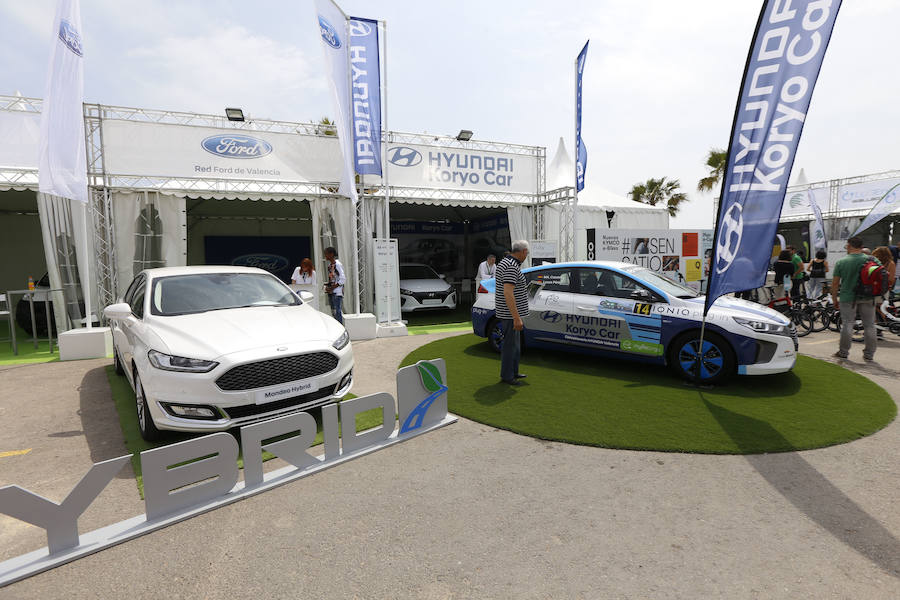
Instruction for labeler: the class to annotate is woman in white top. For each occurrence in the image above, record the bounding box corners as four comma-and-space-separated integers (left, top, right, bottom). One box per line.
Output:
291, 258, 316, 285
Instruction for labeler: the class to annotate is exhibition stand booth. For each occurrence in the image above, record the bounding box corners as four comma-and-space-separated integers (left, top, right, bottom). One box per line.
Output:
0, 94, 669, 345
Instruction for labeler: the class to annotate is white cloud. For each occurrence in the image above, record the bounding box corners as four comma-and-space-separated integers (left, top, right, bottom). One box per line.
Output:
123, 25, 326, 121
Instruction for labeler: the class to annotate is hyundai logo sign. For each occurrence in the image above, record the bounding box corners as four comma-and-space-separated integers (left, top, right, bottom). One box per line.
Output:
541, 311, 562, 323
388, 146, 423, 167
58, 19, 83, 57
349, 20, 372, 36
201, 135, 272, 159
232, 253, 289, 274
318, 16, 341, 48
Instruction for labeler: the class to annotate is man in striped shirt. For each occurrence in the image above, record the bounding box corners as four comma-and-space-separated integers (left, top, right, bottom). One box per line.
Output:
494, 240, 530, 385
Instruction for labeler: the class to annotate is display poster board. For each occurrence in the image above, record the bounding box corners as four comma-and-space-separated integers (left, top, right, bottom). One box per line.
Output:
593, 229, 714, 292
374, 238, 401, 324
529, 240, 557, 266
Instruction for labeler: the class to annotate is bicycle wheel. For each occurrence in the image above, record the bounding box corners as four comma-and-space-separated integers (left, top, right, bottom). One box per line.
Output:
827, 310, 841, 332
791, 309, 814, 337
808, 307, 829, 333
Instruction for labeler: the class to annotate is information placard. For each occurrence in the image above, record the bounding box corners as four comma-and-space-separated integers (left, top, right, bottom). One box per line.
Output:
374, 238, 401, 323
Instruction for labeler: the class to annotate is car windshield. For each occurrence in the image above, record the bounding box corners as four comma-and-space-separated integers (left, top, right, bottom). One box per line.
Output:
400, 265, 440, 280
150, 273, 300, 316
631, 268, 701, 299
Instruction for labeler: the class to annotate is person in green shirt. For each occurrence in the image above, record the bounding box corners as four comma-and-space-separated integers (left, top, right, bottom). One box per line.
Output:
831, 236, 879, 361
788, 245, 805, 300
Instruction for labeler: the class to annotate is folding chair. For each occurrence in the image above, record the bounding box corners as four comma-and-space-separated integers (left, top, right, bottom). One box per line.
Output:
0, 293, 15, 354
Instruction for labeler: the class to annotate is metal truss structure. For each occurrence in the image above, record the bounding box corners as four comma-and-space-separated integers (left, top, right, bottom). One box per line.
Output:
778, 169, 900, 223
4, 95, 566, 315
540, 187, 577, 261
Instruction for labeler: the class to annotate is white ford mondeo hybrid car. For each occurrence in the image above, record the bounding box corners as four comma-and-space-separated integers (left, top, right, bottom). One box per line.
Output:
105, 266, 353, 440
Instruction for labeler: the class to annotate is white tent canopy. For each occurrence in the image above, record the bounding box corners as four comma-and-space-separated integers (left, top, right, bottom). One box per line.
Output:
546, 137, 668, 243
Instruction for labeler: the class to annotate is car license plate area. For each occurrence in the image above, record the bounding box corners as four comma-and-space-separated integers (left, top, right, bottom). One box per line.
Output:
423, 298, 442, 305
255, 380, 318, 405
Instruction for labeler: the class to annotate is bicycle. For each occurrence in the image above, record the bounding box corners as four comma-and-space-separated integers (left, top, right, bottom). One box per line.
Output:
763, 286, 813, 336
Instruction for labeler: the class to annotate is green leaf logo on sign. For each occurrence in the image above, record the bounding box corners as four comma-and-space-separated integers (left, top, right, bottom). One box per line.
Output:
417, 361, 443, 393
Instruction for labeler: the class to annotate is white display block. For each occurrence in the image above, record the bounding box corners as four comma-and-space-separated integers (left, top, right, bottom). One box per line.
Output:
376, 322, 408, 338
342, 313, 377, 341
58, 327, 112, 361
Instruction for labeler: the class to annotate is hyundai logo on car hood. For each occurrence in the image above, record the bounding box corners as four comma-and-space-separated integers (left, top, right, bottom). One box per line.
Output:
202, 135, 273, 159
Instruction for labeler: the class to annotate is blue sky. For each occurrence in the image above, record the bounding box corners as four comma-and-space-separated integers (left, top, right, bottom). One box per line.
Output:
2, 1, 897, 229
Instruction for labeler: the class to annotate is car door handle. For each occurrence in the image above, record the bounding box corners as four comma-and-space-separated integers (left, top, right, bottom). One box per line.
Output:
576, 305, 595, 312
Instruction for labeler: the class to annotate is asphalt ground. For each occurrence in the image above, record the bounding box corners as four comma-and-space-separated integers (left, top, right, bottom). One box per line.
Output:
0, 328, 898, 598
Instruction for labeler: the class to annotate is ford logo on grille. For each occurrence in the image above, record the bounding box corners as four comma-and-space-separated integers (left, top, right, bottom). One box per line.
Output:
202, 135, 272, 159
318, 16, 341, 48
541, 311, 562, 323
388, 146, 422, 167
232, 253, 289, 274
349, 20, 372, 36
58, 19, 83, 57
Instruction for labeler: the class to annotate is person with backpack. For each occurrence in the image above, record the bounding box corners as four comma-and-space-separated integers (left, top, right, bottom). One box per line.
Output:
805, 249, 828, 300
831, 236, 881, 361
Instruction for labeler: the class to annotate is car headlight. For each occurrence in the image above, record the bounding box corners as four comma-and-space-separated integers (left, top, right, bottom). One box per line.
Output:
732, 317, 787, 335
399, 288, 414, 296
148, 350, 219, 373
333, 330, 350, 350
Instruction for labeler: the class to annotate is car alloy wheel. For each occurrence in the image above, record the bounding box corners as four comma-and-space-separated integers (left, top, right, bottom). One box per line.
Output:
134, 369, 161, 441
673, 331, 734, 384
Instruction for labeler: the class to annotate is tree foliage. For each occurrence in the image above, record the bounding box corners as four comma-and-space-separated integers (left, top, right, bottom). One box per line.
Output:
628, 177, 689, 217
697, 148, 727, 193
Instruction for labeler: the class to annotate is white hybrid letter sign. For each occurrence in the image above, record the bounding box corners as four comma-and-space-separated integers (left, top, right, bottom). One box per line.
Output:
0, 360, 454, 587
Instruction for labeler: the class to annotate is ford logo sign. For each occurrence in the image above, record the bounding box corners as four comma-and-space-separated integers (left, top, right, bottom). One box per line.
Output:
318, 16, 341, 48
232, 254, 289, 274
388, 146, 423, 167
58, 19, 83, 57
349, 20, 372, 37
541, 311, 562, 324
201, 135, 272, 159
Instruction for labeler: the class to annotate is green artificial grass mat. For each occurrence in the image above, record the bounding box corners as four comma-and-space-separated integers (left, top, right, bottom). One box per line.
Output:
407, 322, 473, 335
400, 334, 897, 454
104, 365, 381, 496
403, 305, 472, 327
0, 324, 60, 365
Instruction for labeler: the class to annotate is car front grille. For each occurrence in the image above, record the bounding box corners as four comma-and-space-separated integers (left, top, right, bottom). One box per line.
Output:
411, 289, 452, 301
223, 386, 337, 419
215, 352, 339, 391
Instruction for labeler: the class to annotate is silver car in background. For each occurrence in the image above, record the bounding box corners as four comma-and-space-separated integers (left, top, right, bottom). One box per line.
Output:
399, 263, 457, 312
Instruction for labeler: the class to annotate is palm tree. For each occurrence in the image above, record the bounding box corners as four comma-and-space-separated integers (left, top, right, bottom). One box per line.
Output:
628, 177, 689, 217
317, 116, 337, 136
697, 148, 727, 193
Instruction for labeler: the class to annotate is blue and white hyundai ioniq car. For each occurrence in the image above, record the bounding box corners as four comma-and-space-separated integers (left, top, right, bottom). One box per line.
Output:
472, 261, 797, 383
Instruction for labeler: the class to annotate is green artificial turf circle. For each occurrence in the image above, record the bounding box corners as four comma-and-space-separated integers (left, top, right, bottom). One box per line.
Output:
400, 334, 897, 454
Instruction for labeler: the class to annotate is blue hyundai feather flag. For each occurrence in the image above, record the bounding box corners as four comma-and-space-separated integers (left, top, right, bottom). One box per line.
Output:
808, 190, 827, 251
348, 17, 382, 176
705, 0, 841, 315
575, 41, 588, 192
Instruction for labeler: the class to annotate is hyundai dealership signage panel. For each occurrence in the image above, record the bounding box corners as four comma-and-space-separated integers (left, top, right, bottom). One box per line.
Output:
385, 143, 537, 195
101, 120, 540, 195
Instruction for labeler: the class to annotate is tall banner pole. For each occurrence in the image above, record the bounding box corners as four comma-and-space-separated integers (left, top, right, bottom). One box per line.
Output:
346, 14, 361, 314
382, 20, 390, 243
574, 41, 588, 260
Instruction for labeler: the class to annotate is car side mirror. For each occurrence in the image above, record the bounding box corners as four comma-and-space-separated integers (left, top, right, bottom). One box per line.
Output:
629, 289, 653, 302
299, 291, 314, 303
439, 274, 446, 280
104, 302, 133, 320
